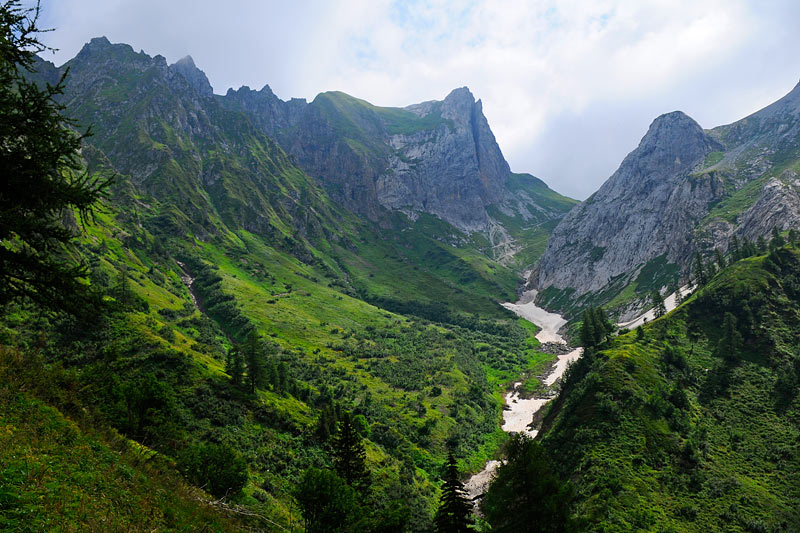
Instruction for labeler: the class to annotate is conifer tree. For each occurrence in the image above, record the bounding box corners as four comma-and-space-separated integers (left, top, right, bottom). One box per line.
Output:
714, 248, 726, 270
277, 360, 289, 394
716, 312, 743, 362
693, 252, 708, 286
0, 1, 112, 314
579, 308, 597, 349
331, 411, 370, 493
740, 238, 756, 258
243, 329, 266, 393
706, 259, 718, 279
226, 345, 244, 388
316, 403, 338, 442
770, 226, 786, 250
267, 359, 279, 390
482, 434, 573, 532
114, 268, 132, 306
651, 290, 667, 318
729, 235, 741, 261
435, 452, 473, 533
593, 306, 614, 344
580, 306, 614, 350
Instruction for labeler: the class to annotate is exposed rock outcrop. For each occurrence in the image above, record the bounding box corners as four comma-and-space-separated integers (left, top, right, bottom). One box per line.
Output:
220, 84, 576, 262
535, 79, 800, 317
535, 112, 722, 296
170, 55, 214, 97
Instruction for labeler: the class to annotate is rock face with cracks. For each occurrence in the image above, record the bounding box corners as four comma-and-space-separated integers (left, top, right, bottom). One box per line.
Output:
536, 112, 722, 297
221, 84, 575, 259
534, 79, 800, 315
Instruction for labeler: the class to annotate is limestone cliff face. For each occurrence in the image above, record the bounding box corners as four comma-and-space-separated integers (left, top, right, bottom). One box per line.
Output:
220, 85, 575, 261
224, 86, 515, 231
170, 55, 213, 98
535, 80, 800, 316
535, 112, 722, 296
222, 84, 306, 141
378, 88, 510, 232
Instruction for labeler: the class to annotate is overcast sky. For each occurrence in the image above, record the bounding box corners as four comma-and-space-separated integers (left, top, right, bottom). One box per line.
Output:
28, 0, 800, 200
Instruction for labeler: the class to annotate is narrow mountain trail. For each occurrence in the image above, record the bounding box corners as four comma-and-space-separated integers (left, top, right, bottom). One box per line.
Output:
464, 289, 582, 506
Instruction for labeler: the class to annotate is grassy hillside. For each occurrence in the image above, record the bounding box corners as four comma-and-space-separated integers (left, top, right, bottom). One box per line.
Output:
1, 37, 582, 530
1, 175, 558, 529
0, 348, 251, 531
538, 243, 800, 531
2, 112, 552, 531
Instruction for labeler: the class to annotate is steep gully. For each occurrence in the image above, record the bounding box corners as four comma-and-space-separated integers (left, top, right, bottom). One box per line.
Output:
176, 260, 201, 311
464, 284, 691, 505
464, 289, 582, 505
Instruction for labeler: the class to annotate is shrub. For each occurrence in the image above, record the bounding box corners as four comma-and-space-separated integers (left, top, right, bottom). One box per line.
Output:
178, 442, 248, 498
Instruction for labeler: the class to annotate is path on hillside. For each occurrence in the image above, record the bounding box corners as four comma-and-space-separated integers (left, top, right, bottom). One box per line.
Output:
464, 290, 582, 507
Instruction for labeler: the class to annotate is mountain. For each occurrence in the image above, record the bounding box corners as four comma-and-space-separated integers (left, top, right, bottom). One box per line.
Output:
222, 83, 577, 267
533, 80, 800, 318
534, 242, 800, 530
11, 36, 576, 530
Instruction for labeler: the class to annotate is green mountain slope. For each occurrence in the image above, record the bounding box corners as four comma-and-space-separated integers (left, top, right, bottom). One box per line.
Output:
0, 350, 250, 531
537, 242, 800, 531
6, 37, 573, 530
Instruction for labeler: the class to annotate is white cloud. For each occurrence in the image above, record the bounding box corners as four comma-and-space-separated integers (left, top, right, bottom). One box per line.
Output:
29, 0, 800, 199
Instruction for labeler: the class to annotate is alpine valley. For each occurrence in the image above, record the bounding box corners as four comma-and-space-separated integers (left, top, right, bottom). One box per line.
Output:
4, 20, 800, 533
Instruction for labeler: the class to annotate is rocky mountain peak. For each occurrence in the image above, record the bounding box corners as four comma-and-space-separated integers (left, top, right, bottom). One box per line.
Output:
533, 110, 721, 311
597, 111, 718, 200
86, 35, 111, 49
441, 86, 477, 118
170, 55, 213, 97
444, 86, 475, 103
75, 36, 134, 61
638, 111, 711, 158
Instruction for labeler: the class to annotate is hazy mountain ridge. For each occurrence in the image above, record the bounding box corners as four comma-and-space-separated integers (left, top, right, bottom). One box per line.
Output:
534, 80, 800, 318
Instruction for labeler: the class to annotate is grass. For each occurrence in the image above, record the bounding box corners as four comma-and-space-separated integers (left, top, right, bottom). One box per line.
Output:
0, 350, 247, 532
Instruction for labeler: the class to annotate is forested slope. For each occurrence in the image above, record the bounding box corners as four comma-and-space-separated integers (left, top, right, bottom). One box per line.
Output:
537, 240, 800, 531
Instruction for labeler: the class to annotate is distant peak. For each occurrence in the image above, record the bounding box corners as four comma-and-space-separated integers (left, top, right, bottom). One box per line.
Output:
79, 36, 113, 54
444, 86, 475, 103
170, 54, 213, 97
647, 111, 702, 134
76, 36, 135, 60
89, 36, 111, 47
174, 55, 196, 68
259, 84, 276, 97
632, 110, 717, 166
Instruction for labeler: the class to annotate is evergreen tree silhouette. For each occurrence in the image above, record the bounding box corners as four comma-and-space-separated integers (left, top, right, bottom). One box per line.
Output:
226, 345, 244, 388
243, 329, 266, 393
435, 451, 473, 532
331, 411, 370, 493
0, 1, 112, 314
